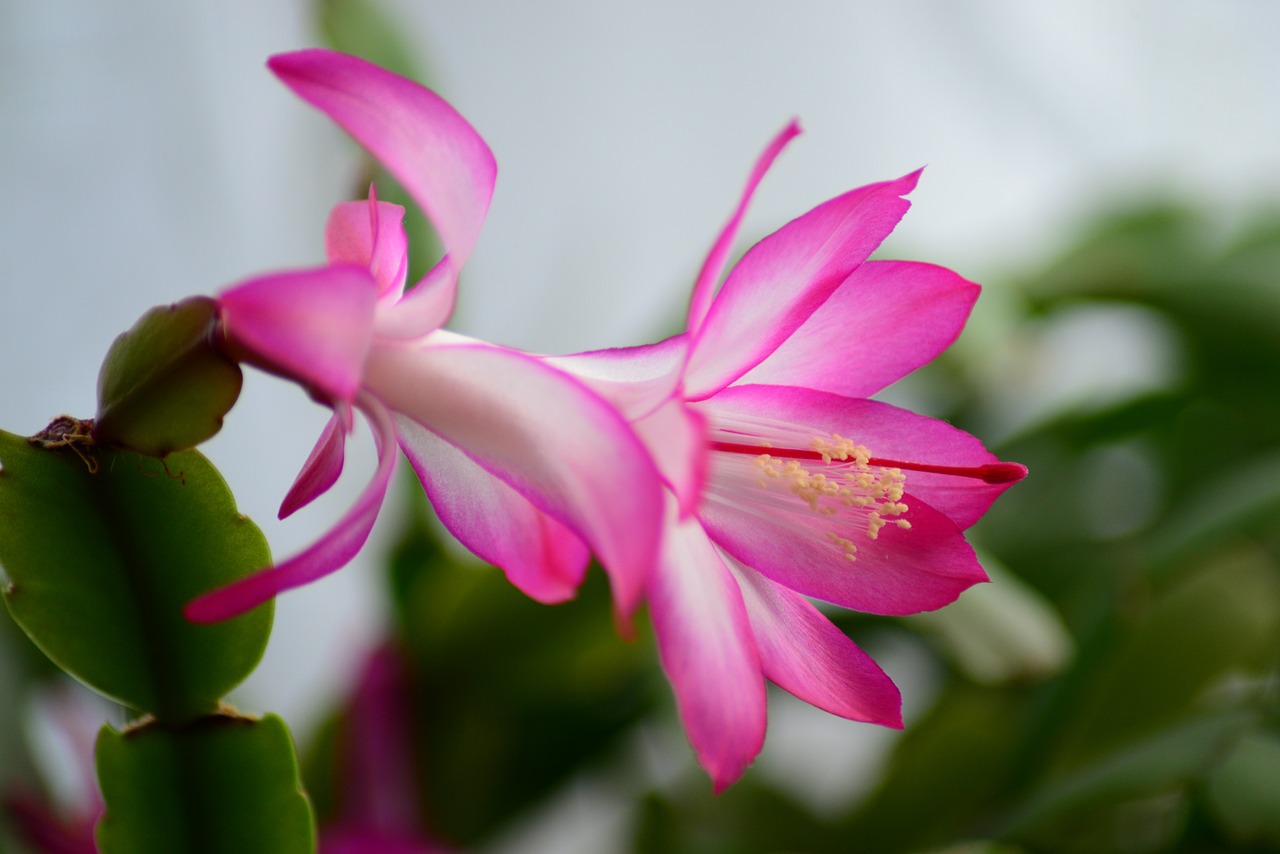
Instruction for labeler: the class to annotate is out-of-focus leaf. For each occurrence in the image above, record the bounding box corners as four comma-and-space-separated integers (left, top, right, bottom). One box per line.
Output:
1205, 730, 1280, 845
0, 429, 272, 722
317, 0, 421, 81
92, 298, 242, 457
385, 492, 660, 846
95, 713, 314, 854
1000, 710, 1254, 849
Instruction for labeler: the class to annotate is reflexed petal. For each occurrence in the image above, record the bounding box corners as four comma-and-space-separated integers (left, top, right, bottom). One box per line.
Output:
218, 264, 377, 403
734, 261, 980, 398
729, 559, 902, 726
633, 398, 707, 517
649, 501, 766, 792
396, 416, 589, 603
687, 121, 802, 333
185, 394, 398, 623
269, 49, 496, 269
364, 341, 663, 614
372, 257, 456, 341
683, 170, 922, 398
707, 385, 1021, 528
546, 335, 688, 420
326, 197, 410, 301
279, 405, 352, 519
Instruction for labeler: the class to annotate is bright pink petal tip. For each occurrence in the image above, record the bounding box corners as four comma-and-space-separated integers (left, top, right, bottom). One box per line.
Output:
185, 395, 398, 623
278, 406, 351, 519
268, 49, 496, 269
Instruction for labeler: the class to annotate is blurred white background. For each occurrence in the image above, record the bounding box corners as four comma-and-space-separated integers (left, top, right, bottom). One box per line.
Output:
2, 0, 1278, 742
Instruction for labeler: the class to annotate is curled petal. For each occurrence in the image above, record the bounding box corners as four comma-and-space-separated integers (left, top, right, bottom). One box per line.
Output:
734, 261, 980, 398
684, 170, 922, 399
269, 49, 496, 270
218, 264, 377, 403
396, 417, 590, 603
649, 501, 766, 792
363, 339, 663, 615
278, 405, 352, 519
326, 197, 410, 301
185, 394, 398, 623
687, 120, 802, 333
729, 559, 902, 726
372, 257, 457, 341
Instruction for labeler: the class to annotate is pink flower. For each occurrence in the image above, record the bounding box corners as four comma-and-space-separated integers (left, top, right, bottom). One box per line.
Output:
319, 646, 453, 854
549, 124, 1028, 790
186, 50, 662, 622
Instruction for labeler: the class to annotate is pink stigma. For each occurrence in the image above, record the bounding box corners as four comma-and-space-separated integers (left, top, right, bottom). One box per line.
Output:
709, 441, 1027, 485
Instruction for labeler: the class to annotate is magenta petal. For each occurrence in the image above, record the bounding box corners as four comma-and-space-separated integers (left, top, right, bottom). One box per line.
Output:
686, 121, 802, 333
219, 264, 377, 403
546, 334, 689, 420
730, 560, 902, 726
683, 170, 922, 399
269, 49, 496, 269
373, 257, 456, 341
633, 398, 708, 518
364, 341, 663, 615
279, 406, 352, 519
649, 502, 766, 792
185, 394, 398, 623
709, 385, 1021, 528
396, 417, 590, 603
326, 198, 410, 300
734, 261, 980, 398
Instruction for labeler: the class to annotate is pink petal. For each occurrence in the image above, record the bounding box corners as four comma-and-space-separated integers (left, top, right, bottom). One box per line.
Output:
395, 416, 589, 604
686, 121, 802, 333
699, 473, 985, 615
326, 197, 410, 301
372, 257, 456, 341
363, 338, 663, 615
279, 405, 352, 519
632, 397, 708, 518
648, 499, 766, 792
709, 385, 1022, 529
734, 261, 980, 398
729, 559, 902, 726
185, 394, 398, 623
683, 170, 922, 399
218, 264, 377, 403
545, 334, 688, 420
269, 49, 496, 271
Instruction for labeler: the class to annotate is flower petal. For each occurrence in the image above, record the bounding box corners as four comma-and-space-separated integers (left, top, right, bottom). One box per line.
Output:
734, 261, 980, 398
648, 500, 766, 792
326, 196, 410, 301
185, 394, 398, 623
687, 121, 802, 334
372, 256, 457, 341
545, 334, 688, 420
683, 170, 922, 398
729, 559, 902, 726
269, 49, 496, 270
363, 338, 663, 614
218, 264, 377, 403
279, 405, 352, 519
632, 397, 708, 518
395, 416, 589, 604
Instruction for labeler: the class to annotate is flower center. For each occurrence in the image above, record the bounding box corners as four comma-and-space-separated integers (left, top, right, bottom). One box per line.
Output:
706, 424, 1024, 563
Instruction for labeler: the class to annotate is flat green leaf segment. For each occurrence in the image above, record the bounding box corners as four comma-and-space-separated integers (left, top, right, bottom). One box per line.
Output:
96, 714, 315, 854
93, 297, 243, 457
0, 429, 272, 721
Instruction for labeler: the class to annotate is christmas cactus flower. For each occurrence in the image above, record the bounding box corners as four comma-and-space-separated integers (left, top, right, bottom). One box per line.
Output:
186, 50, 662, 622
545, 124, 1028, 790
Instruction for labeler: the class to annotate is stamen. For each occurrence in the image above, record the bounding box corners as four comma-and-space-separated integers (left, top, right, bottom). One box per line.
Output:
712, 440, 1026, 484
